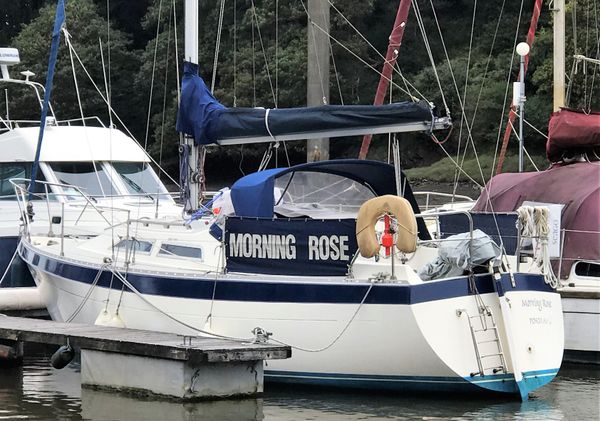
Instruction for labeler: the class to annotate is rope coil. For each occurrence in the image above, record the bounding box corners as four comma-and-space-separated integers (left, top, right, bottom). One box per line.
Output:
517, 206, 559, 288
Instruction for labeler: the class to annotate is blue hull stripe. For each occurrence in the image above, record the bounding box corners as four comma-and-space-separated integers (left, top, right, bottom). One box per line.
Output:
264, 368, 559, 395
20, 243, 556, 305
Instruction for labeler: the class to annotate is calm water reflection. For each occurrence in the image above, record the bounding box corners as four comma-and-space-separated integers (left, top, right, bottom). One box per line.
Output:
1, 346, 598, 421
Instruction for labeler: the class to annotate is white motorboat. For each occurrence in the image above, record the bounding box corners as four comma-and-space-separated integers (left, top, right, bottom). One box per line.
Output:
0, 47, 180, 304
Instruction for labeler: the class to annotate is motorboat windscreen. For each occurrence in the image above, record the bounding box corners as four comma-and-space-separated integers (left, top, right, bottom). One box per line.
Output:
274, 171, 376, 219
50, 162, 114, 198
112, 162, 172, 202
1, 162, 47, 199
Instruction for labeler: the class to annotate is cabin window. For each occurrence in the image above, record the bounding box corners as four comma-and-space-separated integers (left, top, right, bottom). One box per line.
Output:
50, 162, 114, 197
112, 162, 170, 201
274, 171, 376, 218
0, 162, 46, 200
115, 239, 153, 253
574, 262, 600, 278
158, 243, 203, 260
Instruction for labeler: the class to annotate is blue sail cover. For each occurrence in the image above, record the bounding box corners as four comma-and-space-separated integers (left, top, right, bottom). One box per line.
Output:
176, 62, 225, 145
176, 61, 435, 145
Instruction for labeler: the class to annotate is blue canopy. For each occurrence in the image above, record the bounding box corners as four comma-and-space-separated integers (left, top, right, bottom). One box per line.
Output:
176, 62, 444, 146
230, 159, 431, 241
230, 168, 288, 220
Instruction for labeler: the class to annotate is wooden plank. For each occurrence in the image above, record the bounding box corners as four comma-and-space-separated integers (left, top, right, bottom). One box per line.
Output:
0, 316, 290, 362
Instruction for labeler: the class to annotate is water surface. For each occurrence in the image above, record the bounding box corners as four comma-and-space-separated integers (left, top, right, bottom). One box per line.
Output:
1, 346, 598, 420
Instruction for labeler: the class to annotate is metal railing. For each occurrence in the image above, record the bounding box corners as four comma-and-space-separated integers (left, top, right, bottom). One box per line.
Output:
11, 178, 118, 238
413, 191, 474, 212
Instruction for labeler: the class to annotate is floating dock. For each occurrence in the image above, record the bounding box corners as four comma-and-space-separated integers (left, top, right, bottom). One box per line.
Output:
0, 316, 291, 400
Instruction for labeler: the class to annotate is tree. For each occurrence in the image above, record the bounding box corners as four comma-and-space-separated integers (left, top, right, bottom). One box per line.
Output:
4, 0, 141, 138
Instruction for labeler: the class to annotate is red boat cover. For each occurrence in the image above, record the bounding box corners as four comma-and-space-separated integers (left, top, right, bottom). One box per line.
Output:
546, 108, 600, 162
473, 162, 600, 278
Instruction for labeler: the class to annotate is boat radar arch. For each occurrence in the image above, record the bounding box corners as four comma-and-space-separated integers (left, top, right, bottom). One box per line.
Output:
0, 48, 20, 80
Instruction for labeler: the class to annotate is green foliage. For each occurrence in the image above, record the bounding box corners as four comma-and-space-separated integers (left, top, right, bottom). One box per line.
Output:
4, 0, 140, 137
405, 152, 548, 184
2, 0, 597, 183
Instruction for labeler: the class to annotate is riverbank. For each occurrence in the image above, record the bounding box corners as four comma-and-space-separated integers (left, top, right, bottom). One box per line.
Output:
404, 153, 548, 183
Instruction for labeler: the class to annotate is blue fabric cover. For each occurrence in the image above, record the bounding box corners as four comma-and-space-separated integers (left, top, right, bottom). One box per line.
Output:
230, 168, 288, 218
176, 62, 225, 145
176, 61, 433, 145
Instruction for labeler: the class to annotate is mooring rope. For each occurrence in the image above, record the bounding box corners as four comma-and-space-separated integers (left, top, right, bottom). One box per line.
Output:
270, 282, 375, 353
65, 263, 109, 323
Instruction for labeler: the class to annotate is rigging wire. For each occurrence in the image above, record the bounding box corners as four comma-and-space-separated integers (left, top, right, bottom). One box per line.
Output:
453, 0, 478, 194
427, 0, 486, 186
301, 0, 328, 105
211, 0, 226, 93
105, 0, 113, 128
589, 0, 599, 110
158, 1, 174, 175
252, 10, 256, 106
275, 0, 279, 106
173, 0, 181, 104
99, 34, 116, 248
64, 28, 106, 197
143, 0, 163, 152
327, 18, 343, 105
411, 0, 451, 114
233, 0, 237, 106
62, 27, 179, 188
490, 0, 525, 179
302, 13, 418, 101
506, 118, 540, 171
454, 0, 507, 195
250, 0, 277, 106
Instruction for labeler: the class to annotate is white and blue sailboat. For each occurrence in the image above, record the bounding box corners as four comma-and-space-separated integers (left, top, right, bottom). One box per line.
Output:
16, 0, 564, 400
17, 155, 564, 399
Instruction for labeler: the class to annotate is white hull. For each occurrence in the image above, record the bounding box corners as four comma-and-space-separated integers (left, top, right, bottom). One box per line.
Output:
561, 295, 600, 363
24, 242, 563, 396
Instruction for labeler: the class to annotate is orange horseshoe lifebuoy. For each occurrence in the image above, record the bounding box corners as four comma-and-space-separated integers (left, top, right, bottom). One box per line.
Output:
355, 195, 418, 258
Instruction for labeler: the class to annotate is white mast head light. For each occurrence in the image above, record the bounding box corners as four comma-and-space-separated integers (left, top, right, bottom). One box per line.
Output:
0, 48, 20, 80
516, 42, 530, 57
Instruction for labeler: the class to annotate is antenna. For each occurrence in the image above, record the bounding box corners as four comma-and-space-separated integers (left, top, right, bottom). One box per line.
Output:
0, 48, 20, 80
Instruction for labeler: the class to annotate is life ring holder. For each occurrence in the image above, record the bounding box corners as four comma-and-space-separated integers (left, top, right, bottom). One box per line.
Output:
355, 195, 418, 258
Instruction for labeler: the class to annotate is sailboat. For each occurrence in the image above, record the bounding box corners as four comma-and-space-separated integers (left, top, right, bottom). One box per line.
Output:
16, 0, 564, 400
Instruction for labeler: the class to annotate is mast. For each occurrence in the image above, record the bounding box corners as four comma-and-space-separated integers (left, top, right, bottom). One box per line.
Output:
358, 0, 412, 160
553, 0, 565, 111
306, 0, 330, 162
184, 0, 200, 211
